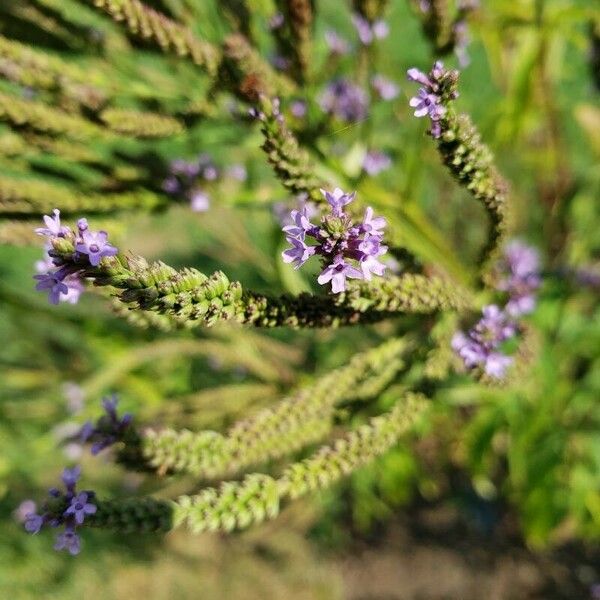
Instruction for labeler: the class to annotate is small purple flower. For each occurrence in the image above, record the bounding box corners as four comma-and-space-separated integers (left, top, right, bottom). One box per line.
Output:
62, 466, 81, 493
371, 75, 400, 101
290, 100, 307, 119
319, 79, 368, 122
34, 272, 69, 305
35, 209, 69, 237
226, 164, 247, 182
352, 14, 389, 45
64, 492, 97, 525
484, 353, 513, 378
321, 187, 355, 216
75, 230, 118, 267
496, 241, 541, 316
409, 88, 446, 119
318, 256, 363, 293
81, 394, 133, 455
454, 21, 471, 67
54, 526, 81, 556
282, 206, 317, 239
282, 236, 316, 269
77, 218, 88, 233
407, 67, 434, 88
362, 150, 392, 176
471, 305, 515, 348
190, 189, 210, 212
15, 500, 37, 524
325, 30, 350, 55
360, 207, 387, 237
269, 12, 285, 30
24, 513, 44, 534
162, 176, 180, 194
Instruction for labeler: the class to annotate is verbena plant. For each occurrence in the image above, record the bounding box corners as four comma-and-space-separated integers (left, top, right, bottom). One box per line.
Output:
0, 0, 598, 561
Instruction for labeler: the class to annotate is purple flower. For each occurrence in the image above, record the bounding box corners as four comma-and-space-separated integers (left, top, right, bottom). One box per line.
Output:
318, 256, 363, 293
190, 189, 210, 212
362, 150, 392, 176
226, 164, 247, 182
282, 206, 317, 239
484, 353, 513, 378
319, 79, 368, 122
34, 271, 69, 305
64, 492, 97, 525
496, 241, 541, 316
409, 88, 446, 119
352, 14, 389, 45
325, 30, 350, 55
282, 237, 316, 269
54, 525, 81, 556
24, 513, 44, 534
360, 207, 387, 237
162, 176, 180, 194
290, 100, 307, 119
62, 466, 81, 493
454, 21, 471, 67
452, 305, 516, 379
321, 187, 355, 216
81, 394, 133, 455
407, 67, 434, 88
75, 230, 118, 266
269, 12, 285, 30
470, 305, 515, 348
371, 75, 400, 101
15, 500, 37, 524
35, 209, 69, 237
280, 188, 388, 293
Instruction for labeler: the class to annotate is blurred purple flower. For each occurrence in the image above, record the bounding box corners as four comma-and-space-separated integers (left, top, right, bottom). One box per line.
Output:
319, 79, 368, 122
54, 525, 81, 556
363, 150, 392, 175
371, 75, 400, 100
352, 14, 389, 45
325, 30, 351, 55
190, 189, 211, 213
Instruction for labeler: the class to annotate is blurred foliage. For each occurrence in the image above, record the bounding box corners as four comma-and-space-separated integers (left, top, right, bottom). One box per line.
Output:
0, 0, 599, 598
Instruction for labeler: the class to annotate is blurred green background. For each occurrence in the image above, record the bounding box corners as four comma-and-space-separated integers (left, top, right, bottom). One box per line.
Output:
0, 0, 599, 598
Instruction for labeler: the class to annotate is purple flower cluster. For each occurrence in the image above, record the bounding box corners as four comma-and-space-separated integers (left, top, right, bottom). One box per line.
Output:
34, 210, 117, 304
319, 79, 368, 122
496, 241, 541, 317
23, 466, 96, 556
351, 14, 389, 45
453, 241, 542, 379
407, 61, 457, 138
162, 154, 247, 213
452, 305, 515, 378
281, 188, 388, 293
80, 394, 133, 455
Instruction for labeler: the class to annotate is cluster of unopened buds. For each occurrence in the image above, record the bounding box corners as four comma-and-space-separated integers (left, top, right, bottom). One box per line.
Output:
407, 60, 458, 138
452, 242, 541, 378
34, 210, 118, 305
281, 188, 388, 293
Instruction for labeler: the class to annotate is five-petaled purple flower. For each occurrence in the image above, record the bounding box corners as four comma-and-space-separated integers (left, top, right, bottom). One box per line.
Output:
35, 209, 68, 238
64, 492, 97, 525
54, 525, 81, 556
281, 188, 388, 293
75, 230, 118, 266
